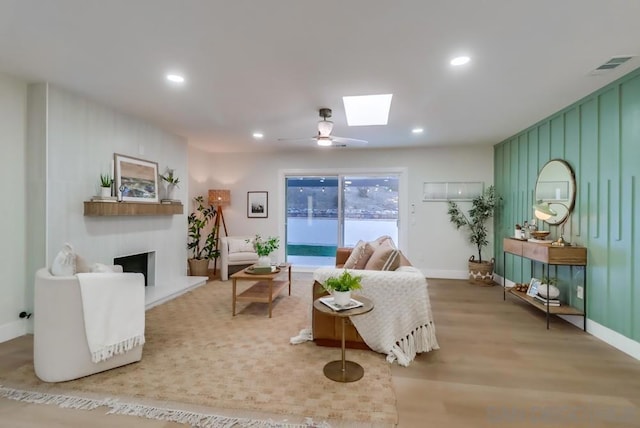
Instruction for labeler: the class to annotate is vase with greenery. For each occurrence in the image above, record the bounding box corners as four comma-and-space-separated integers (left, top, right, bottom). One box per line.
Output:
160, 168, 180, 200
187, 196, 219, 276
322, 269, 363, 306
447, 185, 500, 285
99, 174, 113, 197
252, 235, 280, 266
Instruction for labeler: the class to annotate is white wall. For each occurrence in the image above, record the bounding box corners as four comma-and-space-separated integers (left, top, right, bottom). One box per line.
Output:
0, 73, 28, 341
43, 85, 189, 282
189, 145, 494, 277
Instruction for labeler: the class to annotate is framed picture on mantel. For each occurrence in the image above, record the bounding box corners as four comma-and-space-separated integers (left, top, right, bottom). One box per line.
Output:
114, 153, 159, 203
247, 191, 268, 218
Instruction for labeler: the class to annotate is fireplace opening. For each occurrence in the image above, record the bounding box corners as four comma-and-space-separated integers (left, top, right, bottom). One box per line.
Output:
114, 251, 155, 286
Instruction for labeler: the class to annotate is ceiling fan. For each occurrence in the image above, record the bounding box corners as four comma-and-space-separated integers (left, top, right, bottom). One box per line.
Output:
278, 108, 368, 147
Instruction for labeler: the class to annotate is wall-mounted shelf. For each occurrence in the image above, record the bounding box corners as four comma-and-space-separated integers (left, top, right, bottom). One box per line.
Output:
84, 201, 183, 216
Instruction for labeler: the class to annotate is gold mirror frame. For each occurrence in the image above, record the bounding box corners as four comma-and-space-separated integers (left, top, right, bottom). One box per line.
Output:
534, 159, 576, 225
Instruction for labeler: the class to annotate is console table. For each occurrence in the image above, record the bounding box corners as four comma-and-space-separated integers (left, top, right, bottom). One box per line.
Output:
503, 238, 587, 330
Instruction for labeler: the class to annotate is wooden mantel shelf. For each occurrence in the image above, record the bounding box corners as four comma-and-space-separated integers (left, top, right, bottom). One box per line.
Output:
84, 201, 183, 216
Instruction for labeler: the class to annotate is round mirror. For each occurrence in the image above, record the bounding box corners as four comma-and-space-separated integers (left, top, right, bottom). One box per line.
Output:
534, 159, 576, 225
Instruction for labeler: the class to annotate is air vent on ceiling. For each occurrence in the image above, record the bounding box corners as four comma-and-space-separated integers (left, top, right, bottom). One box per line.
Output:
590, 56, 635, 75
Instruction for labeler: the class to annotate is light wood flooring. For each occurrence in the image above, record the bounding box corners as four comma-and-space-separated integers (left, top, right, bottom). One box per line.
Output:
1, 278, 639, 427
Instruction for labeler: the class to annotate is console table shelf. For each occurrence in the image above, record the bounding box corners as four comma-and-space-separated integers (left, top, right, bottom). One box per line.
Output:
503, 238, 587, 330
84, 201, 183, 216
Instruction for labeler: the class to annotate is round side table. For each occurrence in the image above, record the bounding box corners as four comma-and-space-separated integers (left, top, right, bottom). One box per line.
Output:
313, 295, 374, 382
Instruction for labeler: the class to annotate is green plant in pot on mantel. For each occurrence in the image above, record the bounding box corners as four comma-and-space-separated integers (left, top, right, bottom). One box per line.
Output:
447, 185, 500, 286
99, 174, 113, 197
187, 196, 219, 277
322, 269, 363, 306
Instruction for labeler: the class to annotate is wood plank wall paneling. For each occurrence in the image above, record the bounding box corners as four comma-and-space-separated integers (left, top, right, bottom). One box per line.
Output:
494, 66, 640, 343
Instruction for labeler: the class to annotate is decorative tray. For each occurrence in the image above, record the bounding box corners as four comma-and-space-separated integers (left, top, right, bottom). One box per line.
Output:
244, 266, 280, 275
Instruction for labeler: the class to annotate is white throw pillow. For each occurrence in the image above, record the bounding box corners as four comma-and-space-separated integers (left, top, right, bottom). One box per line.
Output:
50, 243, 76, 276
90, 263, 115, 273
228, 238, 255, 254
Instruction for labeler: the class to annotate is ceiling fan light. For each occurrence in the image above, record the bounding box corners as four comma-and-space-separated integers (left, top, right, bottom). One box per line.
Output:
317, 119, 333, 137
317, 137, 332, 146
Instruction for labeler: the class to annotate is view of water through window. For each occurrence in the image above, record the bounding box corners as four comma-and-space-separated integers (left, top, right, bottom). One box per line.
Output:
285, 175, 399, 267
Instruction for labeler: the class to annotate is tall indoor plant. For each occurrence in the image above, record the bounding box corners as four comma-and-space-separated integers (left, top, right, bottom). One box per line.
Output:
447, 185, 499, 285
187, 195, 219, 277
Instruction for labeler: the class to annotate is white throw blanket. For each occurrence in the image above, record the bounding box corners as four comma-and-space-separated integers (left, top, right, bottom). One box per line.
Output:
314, 267, 439, 366
77, 272, 146, 363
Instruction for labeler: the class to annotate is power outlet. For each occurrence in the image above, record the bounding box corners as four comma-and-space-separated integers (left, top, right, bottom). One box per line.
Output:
577, 286, 584, 300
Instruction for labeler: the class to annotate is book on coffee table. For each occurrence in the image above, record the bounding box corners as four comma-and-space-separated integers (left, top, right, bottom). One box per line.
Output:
319, 296, 364, 312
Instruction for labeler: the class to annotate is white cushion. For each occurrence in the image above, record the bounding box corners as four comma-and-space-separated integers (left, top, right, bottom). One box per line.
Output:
51, 243, 76, 276
228, 252, 259, 263
228, 238, 255, 254
90, 263, 115, 273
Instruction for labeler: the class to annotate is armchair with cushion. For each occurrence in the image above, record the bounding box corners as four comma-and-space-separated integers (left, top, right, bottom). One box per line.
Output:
34, 266, 145, 382
220, 236, 259, 280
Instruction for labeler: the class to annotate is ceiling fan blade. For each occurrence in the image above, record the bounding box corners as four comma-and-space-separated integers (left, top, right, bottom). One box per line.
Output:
330, 136, 368, 144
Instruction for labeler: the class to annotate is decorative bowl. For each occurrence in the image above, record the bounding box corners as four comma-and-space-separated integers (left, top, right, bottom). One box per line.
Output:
531, 231, 550, 240
537, 283, 560, 299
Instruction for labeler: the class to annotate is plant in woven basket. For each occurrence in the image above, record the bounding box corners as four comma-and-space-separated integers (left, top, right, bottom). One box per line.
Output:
447, 185, 499, 263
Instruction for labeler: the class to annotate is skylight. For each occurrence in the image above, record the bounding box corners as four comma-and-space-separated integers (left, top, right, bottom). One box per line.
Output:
342, 94, 393, 126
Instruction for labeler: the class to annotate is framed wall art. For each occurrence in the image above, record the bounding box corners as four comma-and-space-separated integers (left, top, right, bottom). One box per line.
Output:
247, 191, 268, 218
114, 153, 159, 203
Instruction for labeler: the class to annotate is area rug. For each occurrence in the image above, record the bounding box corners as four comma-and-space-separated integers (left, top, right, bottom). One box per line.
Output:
0, 277, 398, 427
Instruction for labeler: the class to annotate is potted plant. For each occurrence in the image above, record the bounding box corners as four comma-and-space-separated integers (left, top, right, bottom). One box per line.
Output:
160, 168, 180, 200
252, 235, 280, 266
322, 269, 363, 306
99, 174, 113, 197
447, 185, 500, 285
187, 196, 219, 277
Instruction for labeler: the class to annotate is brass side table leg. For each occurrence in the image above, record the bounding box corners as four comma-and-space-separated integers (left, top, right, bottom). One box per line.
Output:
323, 317, 365, 382
268, 280, 273, 318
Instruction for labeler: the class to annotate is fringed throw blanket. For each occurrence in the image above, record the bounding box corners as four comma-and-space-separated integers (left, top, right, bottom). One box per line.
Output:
77, 272, 146, 363
313, 267, 439, 366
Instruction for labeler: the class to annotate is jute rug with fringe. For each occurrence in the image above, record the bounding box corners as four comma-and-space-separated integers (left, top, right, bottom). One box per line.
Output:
0, 277, 397, 427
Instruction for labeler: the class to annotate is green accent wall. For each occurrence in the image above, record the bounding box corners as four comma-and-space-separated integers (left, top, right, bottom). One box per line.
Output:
495, 66, 640, 342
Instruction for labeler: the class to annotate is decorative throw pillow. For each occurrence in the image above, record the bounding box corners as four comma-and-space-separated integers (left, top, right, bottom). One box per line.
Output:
90, 263, 115, 273
343, 240, 375, 269
364, 245, 401, 271
50, 243, 76, 276
75, 254, 92, 273
370, 235, 396, 250
228, 238, 255, 254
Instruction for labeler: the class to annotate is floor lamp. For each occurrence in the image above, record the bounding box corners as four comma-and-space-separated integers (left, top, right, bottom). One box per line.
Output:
209, 189, 231, 278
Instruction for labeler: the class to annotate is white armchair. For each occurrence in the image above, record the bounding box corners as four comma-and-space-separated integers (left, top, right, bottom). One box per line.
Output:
220, 236, 259, 280
34, 267, 145, 382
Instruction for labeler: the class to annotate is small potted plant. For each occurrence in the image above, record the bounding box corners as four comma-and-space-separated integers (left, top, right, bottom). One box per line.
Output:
252, 235, 280, 266
160, 168, 180, 200
187, 196, 219, 277
322, 269, 363, 306
99, 174, 113, 197
447, 185, 500, 285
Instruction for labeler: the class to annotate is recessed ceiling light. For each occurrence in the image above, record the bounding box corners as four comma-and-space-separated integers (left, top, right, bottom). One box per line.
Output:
166, 74, 185, 83
412, 128, 424, 134
252, 132, 264, 139
343, 94, 393, 126
450, 56, 470, 66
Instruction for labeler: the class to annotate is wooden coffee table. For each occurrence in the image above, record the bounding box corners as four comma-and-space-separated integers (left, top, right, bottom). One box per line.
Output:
231, 263, 291, 318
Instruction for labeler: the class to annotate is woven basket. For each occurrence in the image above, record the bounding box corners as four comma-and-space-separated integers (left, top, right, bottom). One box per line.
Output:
468, 256, 495, 286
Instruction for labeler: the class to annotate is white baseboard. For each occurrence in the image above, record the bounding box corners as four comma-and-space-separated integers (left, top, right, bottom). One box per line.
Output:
558, 316, 640, 360
0, 319, 29, 344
